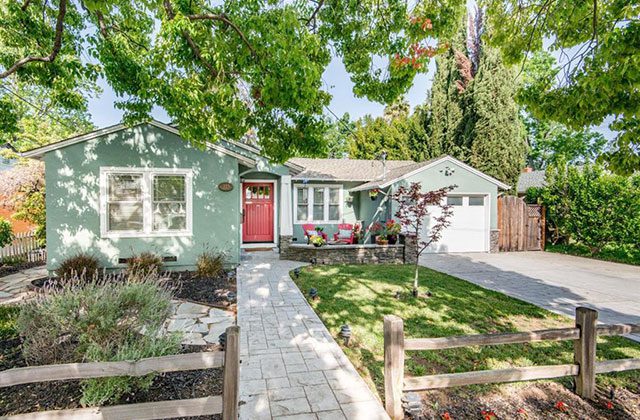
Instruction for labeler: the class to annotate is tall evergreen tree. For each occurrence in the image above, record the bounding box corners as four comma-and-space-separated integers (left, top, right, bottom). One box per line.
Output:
465, 47, 527, 187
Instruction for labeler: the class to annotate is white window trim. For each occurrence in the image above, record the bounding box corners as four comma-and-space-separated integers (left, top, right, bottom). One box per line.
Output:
293, 184, 343, 224
100, 167, 193, 238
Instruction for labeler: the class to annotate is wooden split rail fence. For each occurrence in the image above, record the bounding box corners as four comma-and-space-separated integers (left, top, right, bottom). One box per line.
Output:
384, 308, 640, 419
0, 231, 46, 263
0, 326, 240, 420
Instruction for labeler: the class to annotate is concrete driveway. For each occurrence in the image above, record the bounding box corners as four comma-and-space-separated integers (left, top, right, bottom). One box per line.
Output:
420, 252, 640, 331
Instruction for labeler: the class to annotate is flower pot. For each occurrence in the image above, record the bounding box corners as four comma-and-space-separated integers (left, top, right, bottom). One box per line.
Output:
376, 237, 389, 245
388, 235, 397, 245
313, 243, 322, 248
369, 195, 377, 201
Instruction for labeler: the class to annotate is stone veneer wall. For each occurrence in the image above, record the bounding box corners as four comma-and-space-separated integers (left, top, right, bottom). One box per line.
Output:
279, 235, 417, 264
490, 229, 500, 253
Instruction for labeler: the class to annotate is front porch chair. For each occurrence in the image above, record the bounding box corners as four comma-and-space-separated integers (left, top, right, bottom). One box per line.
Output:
333, 223, 355, 244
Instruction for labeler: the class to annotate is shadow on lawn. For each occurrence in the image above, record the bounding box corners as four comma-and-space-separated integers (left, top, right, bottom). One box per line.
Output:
291, 263, 640, 406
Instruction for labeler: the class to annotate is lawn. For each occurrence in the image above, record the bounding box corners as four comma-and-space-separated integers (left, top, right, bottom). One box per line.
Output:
291, 264, 640, 401
546, 243, 640, 266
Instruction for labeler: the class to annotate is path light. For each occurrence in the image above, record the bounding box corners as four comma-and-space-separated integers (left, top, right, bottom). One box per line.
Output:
227, 271, 236, 279
218, 331, 227, 350
402, 392, 423, 419
395, 290, 402, 300
310, 257, 317, 265
227, 291, 236, 302
339, 324, 352, 346
309, 288, 319, 300
294, 267, 301, 278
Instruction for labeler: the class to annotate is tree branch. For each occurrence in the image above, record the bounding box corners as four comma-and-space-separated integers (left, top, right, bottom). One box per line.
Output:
0, 0, 67, 79
305, 0, 324, 27
187, 13, 258, 59
21, 0, 31, 11
163, 0, 219, 78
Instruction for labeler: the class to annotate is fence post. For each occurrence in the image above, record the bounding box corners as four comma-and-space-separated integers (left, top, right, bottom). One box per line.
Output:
384, 315, 405, 419
574, 307, 597, 399
222, 326, 240, 420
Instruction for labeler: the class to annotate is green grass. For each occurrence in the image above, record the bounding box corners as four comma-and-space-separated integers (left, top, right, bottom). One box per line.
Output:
292, 264, 640, 399
0, 305, 19, 340
546, 243, 640, 266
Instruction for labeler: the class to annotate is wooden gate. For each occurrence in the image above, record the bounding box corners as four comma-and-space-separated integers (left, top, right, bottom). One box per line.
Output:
497, 196, 545, 251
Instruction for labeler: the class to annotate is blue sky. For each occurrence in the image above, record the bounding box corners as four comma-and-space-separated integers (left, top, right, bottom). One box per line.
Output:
87, 55, 435, 127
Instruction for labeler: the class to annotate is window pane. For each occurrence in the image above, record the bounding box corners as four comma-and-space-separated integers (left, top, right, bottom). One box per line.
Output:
109, 174, 142, 201
447, 196, 463, 206
153, 203, 186, 231
469, 196, 484, 206
297, 205, 308, 221
314, 188, 325, 205
297, 188, 308, 204
329, 188, 340, 204
108, 203, 143, 231
154, 175, 185, 201
313, 204, 324, 221
329, 205, 339, 221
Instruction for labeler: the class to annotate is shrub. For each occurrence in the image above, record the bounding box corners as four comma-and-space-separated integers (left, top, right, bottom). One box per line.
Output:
0, 216, 13, 248
56, 253, 100, 279
17, 272, 180, 405
127, 252, 163, 277
0, 305, 19, 340
196, 250, 226, 278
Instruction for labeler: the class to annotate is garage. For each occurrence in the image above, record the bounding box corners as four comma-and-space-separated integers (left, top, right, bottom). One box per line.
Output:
423, 194, 490, 253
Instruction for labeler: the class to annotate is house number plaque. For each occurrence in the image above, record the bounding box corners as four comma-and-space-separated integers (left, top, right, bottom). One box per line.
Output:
218, 182, 234, 192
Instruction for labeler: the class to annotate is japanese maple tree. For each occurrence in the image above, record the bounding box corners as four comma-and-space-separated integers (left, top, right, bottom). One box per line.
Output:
393, 182, 456, 296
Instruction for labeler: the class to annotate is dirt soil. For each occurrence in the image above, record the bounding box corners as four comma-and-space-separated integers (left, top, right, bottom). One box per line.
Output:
167, 271, 236, 307
0, 261, 44, 278
419, 381, 640, 419
0, 337, 223, 419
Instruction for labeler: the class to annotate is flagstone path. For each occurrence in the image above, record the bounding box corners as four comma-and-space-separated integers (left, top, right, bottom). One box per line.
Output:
164, 300, 235, 346
237, 250, 389, 420
0, 266, 47, 304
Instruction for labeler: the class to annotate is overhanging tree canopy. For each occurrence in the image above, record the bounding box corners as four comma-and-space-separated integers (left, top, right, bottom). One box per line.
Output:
0, 0, 466, 161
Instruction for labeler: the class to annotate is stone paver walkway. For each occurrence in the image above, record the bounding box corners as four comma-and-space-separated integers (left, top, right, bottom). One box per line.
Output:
0, 266, 47, 304
238, 251, 389, 420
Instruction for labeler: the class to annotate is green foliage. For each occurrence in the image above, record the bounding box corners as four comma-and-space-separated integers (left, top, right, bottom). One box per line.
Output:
13, 189, 46, 245
0, 216, 13, 248
196, 250, 226, 278
547, 243, 640, 266
17, 274, 179, 404
537, 165, 640, 254
323, 113, 354, 158
0, 305, 19, 340
127, 252, 163, 277
0, 0, 468, 161
56, 253, 101, 279
484, 0, 640, 174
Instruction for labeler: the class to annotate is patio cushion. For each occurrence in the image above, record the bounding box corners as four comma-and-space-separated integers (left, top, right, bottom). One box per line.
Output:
337, 229, 352, 239
306, 230, 318, 237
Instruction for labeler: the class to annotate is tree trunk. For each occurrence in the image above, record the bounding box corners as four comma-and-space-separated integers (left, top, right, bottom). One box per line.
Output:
412, 264, 419, 296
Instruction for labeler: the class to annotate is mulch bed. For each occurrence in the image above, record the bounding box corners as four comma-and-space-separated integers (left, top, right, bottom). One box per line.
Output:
419, 381, 640, 420
1, 269, 237, 418
0, 261, 44, 278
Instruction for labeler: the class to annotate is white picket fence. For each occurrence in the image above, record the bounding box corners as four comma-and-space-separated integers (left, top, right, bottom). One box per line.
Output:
0, 231, 46, 263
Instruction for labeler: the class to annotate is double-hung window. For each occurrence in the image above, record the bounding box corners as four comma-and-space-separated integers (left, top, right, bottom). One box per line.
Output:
294, 185, 343, 223
101, 168, 192, 237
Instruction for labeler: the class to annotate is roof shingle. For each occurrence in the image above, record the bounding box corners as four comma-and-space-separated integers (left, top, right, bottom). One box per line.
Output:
289, 158, 416, 182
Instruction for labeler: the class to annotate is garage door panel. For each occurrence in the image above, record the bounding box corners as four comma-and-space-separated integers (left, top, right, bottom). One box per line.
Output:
421, 195, 488, 253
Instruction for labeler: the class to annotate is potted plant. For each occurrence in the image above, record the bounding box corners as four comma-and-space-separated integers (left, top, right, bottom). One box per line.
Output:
310, 235, 326, 247
386, 219, 401, 244
315, 226, 324, 234
370, 221, 389, 245
353, 223, 363, 244
369, 188, 379, 201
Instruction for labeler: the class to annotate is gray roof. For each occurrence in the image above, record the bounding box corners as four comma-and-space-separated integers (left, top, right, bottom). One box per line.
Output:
517, 170, 546, 194
350, 159, 440, 190
289, 158, 416, 182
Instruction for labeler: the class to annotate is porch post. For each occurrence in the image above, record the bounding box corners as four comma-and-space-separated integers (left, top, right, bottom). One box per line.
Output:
280, 175, 293, 236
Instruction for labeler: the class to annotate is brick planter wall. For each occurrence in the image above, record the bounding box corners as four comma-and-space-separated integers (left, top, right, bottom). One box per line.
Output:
279, 235, 416, 264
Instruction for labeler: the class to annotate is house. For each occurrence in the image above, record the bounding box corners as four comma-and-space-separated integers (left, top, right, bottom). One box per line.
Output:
22, 121, 509, 271
517, 167, 546, 196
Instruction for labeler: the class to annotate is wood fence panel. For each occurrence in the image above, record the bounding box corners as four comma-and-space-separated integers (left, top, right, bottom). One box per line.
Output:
0, 231, 46, 263
498, 196, 544, 252
222, 326, 240, 420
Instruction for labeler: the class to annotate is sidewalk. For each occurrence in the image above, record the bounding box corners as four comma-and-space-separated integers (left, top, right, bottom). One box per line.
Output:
0, 266, 46, 304
237, 250, 389, 420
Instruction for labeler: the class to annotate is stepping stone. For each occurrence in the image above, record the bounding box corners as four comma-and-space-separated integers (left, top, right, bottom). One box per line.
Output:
176, 301, 210, 315
203, 321, 234, 343
209, 308, 235, 319
0, 291, 11, 298
186, 323, 209, 334
167, 318, 196, 332
181, 333, 207, 346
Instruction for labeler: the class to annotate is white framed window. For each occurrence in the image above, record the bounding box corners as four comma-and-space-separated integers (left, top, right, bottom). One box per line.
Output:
293, 184, 343, 223
100, 167, 193, 238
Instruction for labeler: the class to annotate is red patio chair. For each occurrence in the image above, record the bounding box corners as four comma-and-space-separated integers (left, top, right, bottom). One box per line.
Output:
333, 223, 355, 244
302, 224, 327, 242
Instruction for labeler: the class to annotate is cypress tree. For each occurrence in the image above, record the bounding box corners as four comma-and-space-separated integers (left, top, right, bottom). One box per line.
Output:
465, 47, 527, 188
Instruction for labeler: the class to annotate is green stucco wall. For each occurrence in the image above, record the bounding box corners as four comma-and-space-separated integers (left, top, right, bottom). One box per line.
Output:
44, 124, 242, 271
393, 160, 500, 229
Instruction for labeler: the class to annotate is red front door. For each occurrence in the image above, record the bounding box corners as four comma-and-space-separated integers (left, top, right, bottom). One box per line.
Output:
242, 182, 275, 243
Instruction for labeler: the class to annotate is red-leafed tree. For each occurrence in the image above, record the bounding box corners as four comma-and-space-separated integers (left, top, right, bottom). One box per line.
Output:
393, 182, 456, 296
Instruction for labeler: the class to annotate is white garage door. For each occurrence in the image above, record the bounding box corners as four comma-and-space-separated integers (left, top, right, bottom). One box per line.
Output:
422, 195, 489, 253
